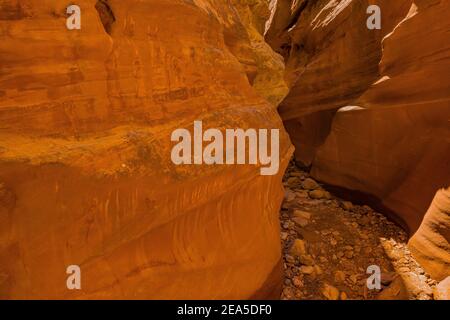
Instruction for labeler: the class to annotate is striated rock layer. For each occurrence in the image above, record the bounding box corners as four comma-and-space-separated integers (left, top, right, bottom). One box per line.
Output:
267, 0, 414, 166
0, 0, 293, 299
267, 0, 450, 277
409, 188, 450, 281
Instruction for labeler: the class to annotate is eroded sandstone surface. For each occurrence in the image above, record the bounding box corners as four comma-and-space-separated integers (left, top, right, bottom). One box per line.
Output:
267, 0, 449, 280
231, 0, 289, 105
409, 188, 450, 281
0, 0, 448, 300
0, 0, 293, 299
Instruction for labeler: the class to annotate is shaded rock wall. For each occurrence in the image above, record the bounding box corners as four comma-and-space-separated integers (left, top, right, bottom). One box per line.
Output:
0, 0, 293, 299
312, 0, 450, 233
267, 0, 450, 232
267, 0, 413, 165
231, 0, 289, 106
267, 0, 449, 277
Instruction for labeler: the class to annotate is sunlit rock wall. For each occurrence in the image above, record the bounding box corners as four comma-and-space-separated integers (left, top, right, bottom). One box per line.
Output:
0, 0, 293, 299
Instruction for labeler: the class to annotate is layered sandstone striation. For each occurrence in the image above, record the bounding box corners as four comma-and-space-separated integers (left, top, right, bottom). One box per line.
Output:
0, 0, 293, 299
267, 0, 449, 278
409, 188, 450, 281
267, 0, 413, 167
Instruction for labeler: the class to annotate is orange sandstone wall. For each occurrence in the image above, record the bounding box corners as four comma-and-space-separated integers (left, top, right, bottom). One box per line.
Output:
231, 0, 289, 106
0, 0, 293, 299
312, 0, 450, 233
267, 0, 413, 167
409, 188, 450, 281
267, 0, 449, 278
267, 0, 450, 233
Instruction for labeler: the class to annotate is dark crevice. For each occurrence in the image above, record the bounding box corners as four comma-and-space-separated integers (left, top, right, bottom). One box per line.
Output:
95, 0, 116, 35
284, 0, 309, 31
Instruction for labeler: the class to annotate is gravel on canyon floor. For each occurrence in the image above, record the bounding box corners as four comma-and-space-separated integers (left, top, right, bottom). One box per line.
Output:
280, 162, 438, 300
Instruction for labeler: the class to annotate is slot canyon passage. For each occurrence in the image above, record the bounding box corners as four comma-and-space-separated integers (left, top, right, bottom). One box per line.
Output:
0, 0, 449, 300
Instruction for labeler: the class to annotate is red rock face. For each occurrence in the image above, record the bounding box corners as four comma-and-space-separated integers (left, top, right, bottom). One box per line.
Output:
267, 0, 414, 166
409, 188, 450, 281
0, 0, 293, 299
267, 0, 449, 277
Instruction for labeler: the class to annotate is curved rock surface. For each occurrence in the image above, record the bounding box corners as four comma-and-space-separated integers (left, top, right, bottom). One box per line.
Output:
0, 0, 293, 299
409, 188, 450, 281
311, 0, 450, 234
267, 0, 413, 166
267, 0, 450, 278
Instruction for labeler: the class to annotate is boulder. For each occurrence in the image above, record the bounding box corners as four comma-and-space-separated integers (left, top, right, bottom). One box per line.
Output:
290, 239, 307, 257
309, 190, 331, 200
321, 283, 340, 300
301, 178, 320, 190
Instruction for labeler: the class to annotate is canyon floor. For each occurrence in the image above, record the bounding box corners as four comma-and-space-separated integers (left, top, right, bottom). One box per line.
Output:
280, 162, 438, 300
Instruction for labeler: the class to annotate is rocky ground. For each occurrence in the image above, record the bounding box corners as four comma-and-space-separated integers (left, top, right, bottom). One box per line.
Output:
280, 162, 439, 300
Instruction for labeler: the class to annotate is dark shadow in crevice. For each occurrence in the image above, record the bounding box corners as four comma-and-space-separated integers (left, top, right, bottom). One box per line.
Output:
95, 0, 116, 35
284, 0, 309, 31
